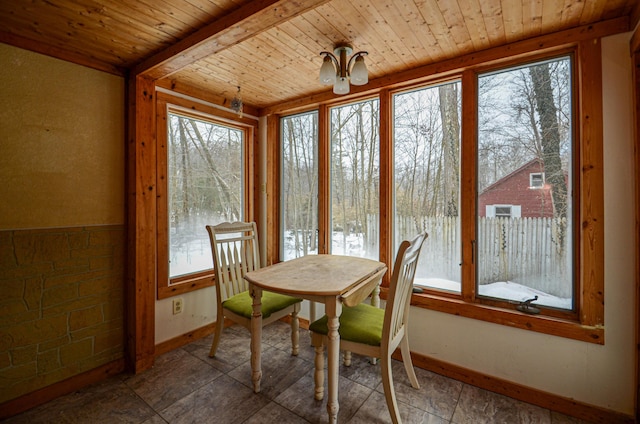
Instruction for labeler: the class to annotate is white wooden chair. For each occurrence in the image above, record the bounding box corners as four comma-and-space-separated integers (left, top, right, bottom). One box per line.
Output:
206, 221, 302, 358
309, 231, 428, 424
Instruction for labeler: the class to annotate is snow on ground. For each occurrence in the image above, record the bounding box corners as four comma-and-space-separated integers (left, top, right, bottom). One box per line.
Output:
174, 229, 572, 311
415, 278, 572, 310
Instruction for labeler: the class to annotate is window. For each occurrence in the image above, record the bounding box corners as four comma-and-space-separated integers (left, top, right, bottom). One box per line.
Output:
389, 56, 577, 316
277, 43, 603, 343
279, 100, 380, 261
330, 99, 380, 259
157, 94, 253, 299
530, 172, 545, 189
494, 206, 512, 218
477, 57, 573, 311
281, 111, 319, 260
167, 112, 244, 276
486, 205, 522, 218
406, 48, 602, 342
392, 82, 462, 294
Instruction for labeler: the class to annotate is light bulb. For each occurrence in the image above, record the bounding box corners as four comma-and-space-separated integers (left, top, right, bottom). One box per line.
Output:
350, 56, 368, 85
319, 56, 336, 85
333, 77, 350, 95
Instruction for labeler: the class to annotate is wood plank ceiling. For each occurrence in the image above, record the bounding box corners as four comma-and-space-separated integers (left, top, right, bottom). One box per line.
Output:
0, 0, 637, 111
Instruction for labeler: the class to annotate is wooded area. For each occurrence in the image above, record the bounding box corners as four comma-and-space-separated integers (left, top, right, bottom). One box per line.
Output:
168, 113, 243, 277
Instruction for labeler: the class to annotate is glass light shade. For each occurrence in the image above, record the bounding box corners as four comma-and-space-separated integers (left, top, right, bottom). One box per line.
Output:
333, 77, 350, 95
350, 56, 368, 85
319, 56, 336, 85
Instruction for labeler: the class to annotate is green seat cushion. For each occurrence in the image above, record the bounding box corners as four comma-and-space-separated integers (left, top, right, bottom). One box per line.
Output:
309, 303, 383, 346
222, 290, 301, 319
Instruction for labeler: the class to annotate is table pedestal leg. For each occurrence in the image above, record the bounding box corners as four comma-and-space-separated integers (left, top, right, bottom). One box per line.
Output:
250, 285, 263, 393
325, 299, 342, 424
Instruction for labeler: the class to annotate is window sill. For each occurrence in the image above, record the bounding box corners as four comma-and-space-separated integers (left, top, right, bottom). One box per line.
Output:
158, 272, 214, 299
407, 291, 604, 344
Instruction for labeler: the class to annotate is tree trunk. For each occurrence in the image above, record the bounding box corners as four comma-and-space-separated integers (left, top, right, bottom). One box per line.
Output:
529, 63, 567, 219
438, 84, 460, 217
178, 118, 190, 219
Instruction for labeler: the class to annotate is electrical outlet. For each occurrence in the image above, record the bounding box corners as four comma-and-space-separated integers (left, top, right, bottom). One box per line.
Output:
173, 298, 183, 315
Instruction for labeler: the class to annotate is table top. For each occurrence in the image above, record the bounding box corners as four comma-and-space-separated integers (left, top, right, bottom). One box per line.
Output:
244, 254, 386, 297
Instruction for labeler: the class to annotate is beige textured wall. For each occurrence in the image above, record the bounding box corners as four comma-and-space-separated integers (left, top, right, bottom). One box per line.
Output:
0, 43, 125, 229
0, 43, 126, 408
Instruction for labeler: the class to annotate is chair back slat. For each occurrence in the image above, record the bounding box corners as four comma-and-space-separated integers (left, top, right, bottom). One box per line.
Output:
218, 245, 231, 299
206, 222, 261, 302
383, 232, 428, 349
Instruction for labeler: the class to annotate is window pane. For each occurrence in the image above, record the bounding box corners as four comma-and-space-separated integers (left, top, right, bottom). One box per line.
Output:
330, 100, 379, 259
477, 57, 573, 310
393, 82, 462, 293
168, 113, 243, 278
281, 112, 319, 260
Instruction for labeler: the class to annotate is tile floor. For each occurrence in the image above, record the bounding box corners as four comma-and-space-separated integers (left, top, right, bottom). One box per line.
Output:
5, 322, 591, 423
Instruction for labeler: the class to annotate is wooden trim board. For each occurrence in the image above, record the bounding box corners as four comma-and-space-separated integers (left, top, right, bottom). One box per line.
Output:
396, 351, 634, 424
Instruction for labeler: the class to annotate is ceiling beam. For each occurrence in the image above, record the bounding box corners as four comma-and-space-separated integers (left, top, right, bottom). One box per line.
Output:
132, 0, 330, 80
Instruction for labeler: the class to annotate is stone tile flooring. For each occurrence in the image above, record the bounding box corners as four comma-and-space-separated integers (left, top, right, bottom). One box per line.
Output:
5, 322, 591, 423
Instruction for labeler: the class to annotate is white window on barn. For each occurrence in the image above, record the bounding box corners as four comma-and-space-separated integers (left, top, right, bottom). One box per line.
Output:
486, 205, 521, 218
495, 206, 511, 218
530, 172, 545, 189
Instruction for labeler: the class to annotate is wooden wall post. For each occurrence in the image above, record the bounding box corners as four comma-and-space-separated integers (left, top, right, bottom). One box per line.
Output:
126, 74, 157, 373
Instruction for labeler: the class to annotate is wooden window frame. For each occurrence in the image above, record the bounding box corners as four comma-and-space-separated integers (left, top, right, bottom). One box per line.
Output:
273, 41, 604, 344
409, 42, 604, 344
156, 91, 257, 299
466, 51, 579, 319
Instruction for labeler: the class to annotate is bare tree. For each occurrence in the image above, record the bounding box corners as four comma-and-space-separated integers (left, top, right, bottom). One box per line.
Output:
330, 100, 379, 257
183, 119, 241, 220
394, 86, 445, 227
282, 113, 318, 257
530, 63, 568, 219
394, 83, 461, 227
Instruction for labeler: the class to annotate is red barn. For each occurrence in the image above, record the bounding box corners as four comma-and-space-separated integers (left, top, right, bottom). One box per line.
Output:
478, 159, 557, 218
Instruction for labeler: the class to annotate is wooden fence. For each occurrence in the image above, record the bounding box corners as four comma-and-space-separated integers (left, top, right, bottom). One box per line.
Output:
388, 215, 571, 298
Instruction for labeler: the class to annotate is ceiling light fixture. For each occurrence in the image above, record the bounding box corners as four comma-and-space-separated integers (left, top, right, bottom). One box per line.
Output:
319, 43, 368, 95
